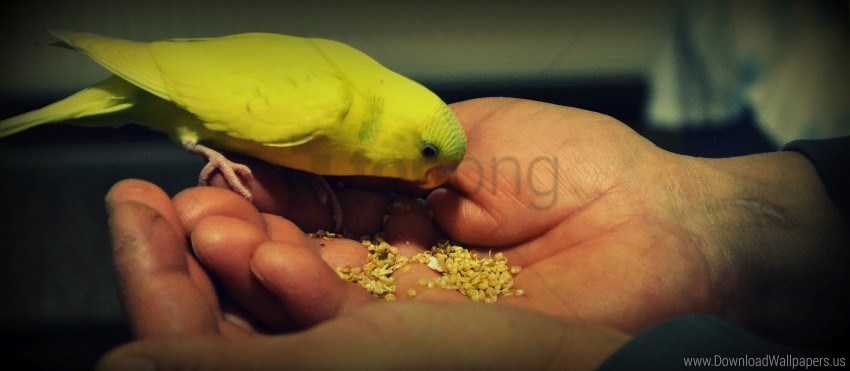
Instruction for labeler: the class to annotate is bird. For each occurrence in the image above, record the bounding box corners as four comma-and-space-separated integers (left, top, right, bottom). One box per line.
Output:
0, 31, 467, 230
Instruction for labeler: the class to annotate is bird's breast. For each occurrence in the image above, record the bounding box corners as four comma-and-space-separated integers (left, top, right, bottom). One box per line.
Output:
207, 134, 423, 181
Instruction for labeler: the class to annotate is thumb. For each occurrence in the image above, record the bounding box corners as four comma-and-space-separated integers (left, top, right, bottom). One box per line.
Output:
427, 187, 506, 245
96, 303, 629, 371
428, 184, 552, 247
96, 337, 230, 371
96, 336, 309, 371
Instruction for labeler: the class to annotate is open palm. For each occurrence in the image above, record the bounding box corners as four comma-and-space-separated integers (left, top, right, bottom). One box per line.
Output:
174, 98, 720, 335
101, 98, 850, 370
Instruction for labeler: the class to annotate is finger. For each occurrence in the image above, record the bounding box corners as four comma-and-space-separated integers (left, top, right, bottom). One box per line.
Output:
427, 99, 533, 246
97, 303, 631, 371
213, 158, 336, 233
204, 153, 292, 212
334, 187, 391, 237
279, 171, 337, 231
108, 199, 220, 338
263, 213, 304, 242
175, 186, 302, 330
205, 154, 344, 231
381, 195, 444, 249
173, 186, 267, 232
426, 186, 506, 245
250, 237, 374, 326
107, 180, 222, 335
377, 195, 468, 302
264, 213, 368, 271
191, 215, 299, 330
425, 101, 568, 246
106, 179, 185, 239
288, 174, 395, 235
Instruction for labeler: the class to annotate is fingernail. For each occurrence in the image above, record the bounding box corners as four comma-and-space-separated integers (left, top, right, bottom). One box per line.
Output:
98, 356, 156, 371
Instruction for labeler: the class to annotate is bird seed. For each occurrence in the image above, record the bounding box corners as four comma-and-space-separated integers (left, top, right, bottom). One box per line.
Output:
326, 232, 524, 302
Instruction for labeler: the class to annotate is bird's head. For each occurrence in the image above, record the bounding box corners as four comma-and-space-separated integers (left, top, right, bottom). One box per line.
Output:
415, 104, 467, 188
359, 91, 466, 188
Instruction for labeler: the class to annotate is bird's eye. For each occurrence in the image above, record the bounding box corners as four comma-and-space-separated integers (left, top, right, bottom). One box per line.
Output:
421, 143, 439, 158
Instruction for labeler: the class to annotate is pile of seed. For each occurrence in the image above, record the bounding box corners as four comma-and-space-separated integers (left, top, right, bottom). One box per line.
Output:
328, 232, 523, 302
411, 241, 524, 303
335, 234, 410, 301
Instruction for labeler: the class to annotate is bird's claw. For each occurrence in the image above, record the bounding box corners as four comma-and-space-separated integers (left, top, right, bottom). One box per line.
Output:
187, 142, 254, 200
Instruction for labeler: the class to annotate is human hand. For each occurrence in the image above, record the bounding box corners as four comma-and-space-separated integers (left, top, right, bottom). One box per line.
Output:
98, 178, 630, 370
426, 98, 848, 347
196, 98, 848, 346
102, 97, 848, 368
127, 98, 720, 337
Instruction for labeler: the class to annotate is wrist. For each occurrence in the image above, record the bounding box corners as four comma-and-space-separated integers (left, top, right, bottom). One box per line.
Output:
673, 151, 849, 347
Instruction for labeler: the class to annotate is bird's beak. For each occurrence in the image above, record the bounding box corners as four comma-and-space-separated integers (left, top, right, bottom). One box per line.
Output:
419, 166, 456, 189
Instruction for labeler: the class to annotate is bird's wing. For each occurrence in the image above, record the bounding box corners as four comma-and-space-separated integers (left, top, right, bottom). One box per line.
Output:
148, 33, 354, 145
53, 31, 354, 146
50, 30, 172, 101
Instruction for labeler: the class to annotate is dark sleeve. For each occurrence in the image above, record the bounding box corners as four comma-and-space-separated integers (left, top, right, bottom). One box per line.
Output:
597, 316, 844, 371
782, 136, 850, 224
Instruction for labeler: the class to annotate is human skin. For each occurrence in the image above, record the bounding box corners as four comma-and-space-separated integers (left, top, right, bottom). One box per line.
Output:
98, 98, 849, 369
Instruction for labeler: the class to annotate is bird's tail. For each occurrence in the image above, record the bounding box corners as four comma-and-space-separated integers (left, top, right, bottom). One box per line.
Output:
0, 75, 137, 138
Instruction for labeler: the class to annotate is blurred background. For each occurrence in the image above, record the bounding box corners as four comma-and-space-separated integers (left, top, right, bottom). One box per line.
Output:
0, 0, 847, 369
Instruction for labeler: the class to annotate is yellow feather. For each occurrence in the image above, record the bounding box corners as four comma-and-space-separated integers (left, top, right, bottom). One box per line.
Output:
49, 30, 171, 101
0, 31, 467, 184
0, 76, 137, 137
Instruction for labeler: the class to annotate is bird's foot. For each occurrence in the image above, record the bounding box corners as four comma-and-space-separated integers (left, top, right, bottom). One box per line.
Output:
311, 175, 343, 232
186, 143, 254, 200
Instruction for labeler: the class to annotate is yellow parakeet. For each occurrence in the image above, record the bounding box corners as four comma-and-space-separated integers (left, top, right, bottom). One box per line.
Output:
0, 31, 467, 225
